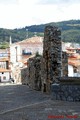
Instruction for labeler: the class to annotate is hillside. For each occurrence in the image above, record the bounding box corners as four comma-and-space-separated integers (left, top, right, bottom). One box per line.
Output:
0, 20, 80, 48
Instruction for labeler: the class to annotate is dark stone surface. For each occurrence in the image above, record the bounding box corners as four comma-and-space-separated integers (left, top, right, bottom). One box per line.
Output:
42, 26, 62, 92
27, 56, 42, 91
51, 83, 80, 102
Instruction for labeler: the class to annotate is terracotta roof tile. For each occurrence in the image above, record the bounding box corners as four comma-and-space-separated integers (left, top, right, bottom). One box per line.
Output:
11, 36, 43, 46
68, 60, 80, 67
0, 68, 11, 72
0, 58, 9, 61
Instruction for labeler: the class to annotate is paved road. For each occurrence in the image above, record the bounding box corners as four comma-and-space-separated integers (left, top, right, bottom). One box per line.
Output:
0, 84, 80, 120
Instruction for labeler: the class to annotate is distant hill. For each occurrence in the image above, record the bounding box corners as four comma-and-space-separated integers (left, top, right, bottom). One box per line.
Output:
0, 20, 80, 48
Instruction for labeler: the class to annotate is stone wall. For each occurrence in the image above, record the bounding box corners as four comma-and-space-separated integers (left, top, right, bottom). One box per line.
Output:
11, 66, 21, 83
24, 25, 80, 102
42, 26, 62, 93
51, 77, 80, 101
12, 66, 29, 84
21, 67, 29, 85
62, 52, 68, 76
27, 56, 42, 90
59, 77, 80, 81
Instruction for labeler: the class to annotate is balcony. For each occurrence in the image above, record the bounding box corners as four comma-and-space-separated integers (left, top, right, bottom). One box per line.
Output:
22, 50, 32, 55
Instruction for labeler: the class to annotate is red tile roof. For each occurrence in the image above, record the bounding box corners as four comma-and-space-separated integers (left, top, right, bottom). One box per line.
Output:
68, 54, 80, 60
0, 68, 11, 72
66, 47, 80, 50
0, 58, 9, 61
68, 59, 80, 67
11, 36, 43, 46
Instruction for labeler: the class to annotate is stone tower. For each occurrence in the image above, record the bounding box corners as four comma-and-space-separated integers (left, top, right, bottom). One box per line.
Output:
42, 26, 62, 92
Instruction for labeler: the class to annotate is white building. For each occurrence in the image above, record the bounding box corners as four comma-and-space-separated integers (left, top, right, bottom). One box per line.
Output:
68, 65, 74, 77
0, 68, 11, 82
10, 36, 43, 82
0, 48, 11, 82
68, 60, 80, 77
10, 36, 43, 64
62, 42, 72, 51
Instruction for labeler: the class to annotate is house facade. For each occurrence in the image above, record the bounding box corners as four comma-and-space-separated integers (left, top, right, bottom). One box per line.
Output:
0, 68, 11, 82
0, 48, 11, 82
10, 36, 43, 64
10, 36, 43, 83
68, 52, 80, 77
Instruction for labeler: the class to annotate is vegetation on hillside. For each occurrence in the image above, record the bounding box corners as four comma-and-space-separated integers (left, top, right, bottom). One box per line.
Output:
0, 20, 80, 48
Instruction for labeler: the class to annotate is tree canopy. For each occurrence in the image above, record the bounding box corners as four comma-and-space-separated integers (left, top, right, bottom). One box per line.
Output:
0, 20, 80, 49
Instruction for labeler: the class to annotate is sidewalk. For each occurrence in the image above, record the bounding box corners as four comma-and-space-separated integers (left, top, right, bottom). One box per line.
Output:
0, 82, 21, 86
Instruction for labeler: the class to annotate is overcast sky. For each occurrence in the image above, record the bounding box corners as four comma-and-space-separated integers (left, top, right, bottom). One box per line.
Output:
0, 0, 80, 29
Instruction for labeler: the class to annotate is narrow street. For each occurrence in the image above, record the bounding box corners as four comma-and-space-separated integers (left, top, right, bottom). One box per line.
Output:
0, 84, 80, 120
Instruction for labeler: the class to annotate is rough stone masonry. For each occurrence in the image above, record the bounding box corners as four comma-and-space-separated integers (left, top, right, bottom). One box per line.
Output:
27, 56, 42, 91
26, 25, 80, 101
42, 26, 62, 93
27, 26, 68, 93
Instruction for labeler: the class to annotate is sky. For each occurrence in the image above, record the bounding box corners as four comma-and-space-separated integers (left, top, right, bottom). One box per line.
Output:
0, 0, 80, 29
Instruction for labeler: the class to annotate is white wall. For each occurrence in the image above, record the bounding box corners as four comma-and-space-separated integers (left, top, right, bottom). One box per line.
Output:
10, 45, 21, 63
68, 65, 80, 77
68, 65, 74, 77
20, 44, 43, 55
62, 42, 72, 51
75, 66, 80, 77
0, 72, 10, 82
10, 41, 43, 65
10, 45, 17, 63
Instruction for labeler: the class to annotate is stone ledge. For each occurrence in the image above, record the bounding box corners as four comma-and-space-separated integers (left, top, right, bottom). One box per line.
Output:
51, 83, 80, 102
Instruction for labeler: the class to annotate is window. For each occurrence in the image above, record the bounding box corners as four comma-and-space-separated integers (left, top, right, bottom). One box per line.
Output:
22, 49, 32, 55
0, 62, 6, 68
3, 76, 6, 80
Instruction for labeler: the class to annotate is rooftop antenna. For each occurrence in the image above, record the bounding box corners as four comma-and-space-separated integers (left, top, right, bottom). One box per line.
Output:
26, 29, 28, 38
